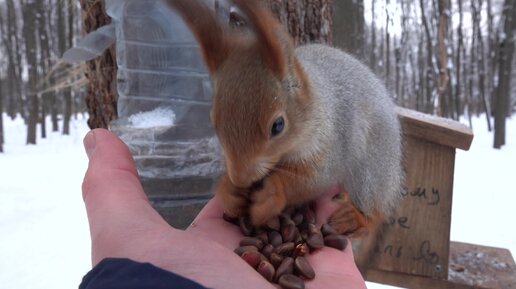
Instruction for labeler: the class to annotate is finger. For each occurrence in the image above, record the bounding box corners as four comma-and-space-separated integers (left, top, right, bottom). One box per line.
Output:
82, 129, 169, 264
82, 129, 144, 202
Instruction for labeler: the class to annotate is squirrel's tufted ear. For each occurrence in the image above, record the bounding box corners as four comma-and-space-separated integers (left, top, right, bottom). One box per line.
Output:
166, 0, 231, 73
232, 0, 289, 79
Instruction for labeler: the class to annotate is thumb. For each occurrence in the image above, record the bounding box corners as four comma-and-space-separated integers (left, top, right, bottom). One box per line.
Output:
82, 128, 149, 213
82, 129, 168, 264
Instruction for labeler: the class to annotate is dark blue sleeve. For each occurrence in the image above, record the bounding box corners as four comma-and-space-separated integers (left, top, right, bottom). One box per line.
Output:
79, 258, 211, 289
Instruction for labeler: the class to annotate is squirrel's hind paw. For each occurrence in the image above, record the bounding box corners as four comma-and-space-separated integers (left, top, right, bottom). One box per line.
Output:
328, 192, 373, 238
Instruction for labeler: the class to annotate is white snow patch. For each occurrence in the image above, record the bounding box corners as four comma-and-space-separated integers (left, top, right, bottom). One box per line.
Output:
128, 107, 176, 128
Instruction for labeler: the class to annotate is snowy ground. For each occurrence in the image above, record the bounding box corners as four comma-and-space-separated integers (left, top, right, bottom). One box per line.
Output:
0, 113, 514, 289
451, 116, 516, 256
0, 115, 91, 289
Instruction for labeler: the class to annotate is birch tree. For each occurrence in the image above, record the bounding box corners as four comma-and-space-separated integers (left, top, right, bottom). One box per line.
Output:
437, 0, 450, 116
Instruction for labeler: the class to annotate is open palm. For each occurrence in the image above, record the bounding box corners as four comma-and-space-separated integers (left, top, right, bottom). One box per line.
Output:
82, 129, 366, 289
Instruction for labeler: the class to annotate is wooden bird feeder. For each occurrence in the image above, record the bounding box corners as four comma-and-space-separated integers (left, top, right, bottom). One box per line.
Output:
354, 107, 516, 289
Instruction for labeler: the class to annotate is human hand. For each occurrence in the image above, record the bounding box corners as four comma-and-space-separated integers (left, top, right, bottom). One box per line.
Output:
82, 129, 367, 289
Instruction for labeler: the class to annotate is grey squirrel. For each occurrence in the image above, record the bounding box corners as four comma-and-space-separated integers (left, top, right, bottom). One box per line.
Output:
167, 0, 403, 235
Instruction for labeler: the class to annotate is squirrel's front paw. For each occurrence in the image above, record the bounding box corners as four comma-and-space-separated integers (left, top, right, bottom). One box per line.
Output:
328, 192, 370, 238
249, 175, 286, 226
215, 174, 249, 217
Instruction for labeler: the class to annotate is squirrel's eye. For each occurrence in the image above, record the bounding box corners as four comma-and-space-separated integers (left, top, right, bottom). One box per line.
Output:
271, 116, 284, 138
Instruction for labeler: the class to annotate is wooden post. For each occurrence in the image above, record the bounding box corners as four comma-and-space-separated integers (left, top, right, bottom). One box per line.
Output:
355, 108, 516, 289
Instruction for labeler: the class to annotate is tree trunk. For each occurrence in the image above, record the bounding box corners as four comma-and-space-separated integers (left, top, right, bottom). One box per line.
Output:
45, 0, 57, 133
494, 0, 516, 148
54, 0, 67, 133
397, 1, 410, 106
463, 29, 473, 128
36, 0, 51, 139
395, 46, 401, 103
370, 0, 377, 71
409, 38, 417, 109
332, 0, 364, 58
474, 0, 492, 130
487, 0, 497, 115
80, 0, 118, 129
417, 36, 425, 112
68, 1, 75, 108
455, 0, 464, 121
63, 1, 74, 135
437, 0, 449, 117
468, 32, 476, 127
470, 0, 481, 116
11, 0, 25, 120
446, 0, 455, 119
264, 0, 333, 46
22, 0, 39, 145
2, 0, 21, 119
419, 0, 435, 114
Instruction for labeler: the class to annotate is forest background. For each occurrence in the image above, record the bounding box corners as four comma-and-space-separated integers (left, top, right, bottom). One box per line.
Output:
0, 0, 515, 152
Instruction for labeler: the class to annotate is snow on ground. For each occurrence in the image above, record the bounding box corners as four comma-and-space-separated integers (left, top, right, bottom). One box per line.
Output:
0, 114, 91, 289
0, 113, 514, 289
451, 116, 516, 256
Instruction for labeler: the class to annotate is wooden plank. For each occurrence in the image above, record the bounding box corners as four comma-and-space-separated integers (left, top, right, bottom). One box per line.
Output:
362, 242, 516, 289
449, 241, 516, 289
396, 107, 473, 151
363, 268, 487, 289
355, 136, 455, 279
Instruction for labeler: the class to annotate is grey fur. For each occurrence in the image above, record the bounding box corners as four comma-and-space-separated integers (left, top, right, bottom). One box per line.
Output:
293, 44, 403, 215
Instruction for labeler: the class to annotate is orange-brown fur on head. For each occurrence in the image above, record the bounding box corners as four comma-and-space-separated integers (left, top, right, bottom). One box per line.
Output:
167, 0, 313, 189
167, 0, 403, 232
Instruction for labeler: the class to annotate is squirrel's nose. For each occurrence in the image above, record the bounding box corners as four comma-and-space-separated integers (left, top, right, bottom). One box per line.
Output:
226, 161, 256, 188
226, 157, 273, 189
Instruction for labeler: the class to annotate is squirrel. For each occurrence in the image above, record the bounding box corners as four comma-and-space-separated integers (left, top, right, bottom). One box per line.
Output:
166, 0, 404, 236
